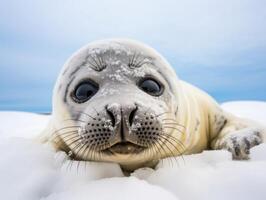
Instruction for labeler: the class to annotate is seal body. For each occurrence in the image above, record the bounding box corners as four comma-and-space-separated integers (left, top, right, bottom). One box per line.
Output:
41, 39, 265, 171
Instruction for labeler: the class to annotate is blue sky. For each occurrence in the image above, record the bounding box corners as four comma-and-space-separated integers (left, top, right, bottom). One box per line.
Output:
0, 0, 266, 112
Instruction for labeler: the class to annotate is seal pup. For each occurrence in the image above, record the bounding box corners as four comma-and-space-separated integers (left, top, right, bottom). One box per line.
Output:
41, 39, 265, 171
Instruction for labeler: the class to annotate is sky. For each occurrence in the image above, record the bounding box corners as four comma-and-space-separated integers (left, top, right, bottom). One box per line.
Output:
0, 0, 266, 112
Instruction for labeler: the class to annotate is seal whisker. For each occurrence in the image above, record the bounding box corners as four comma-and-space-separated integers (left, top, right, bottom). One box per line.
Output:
155, 111, 173, 117
144, 106, 151, 115
96, 54, 107, 71
50, 130, 80, 147
153, 137, 174, 167
89, 55, 101, 71
52, 133, 79, 147
162, 122, 186, 129
99, 54, 105, 67
151, 141, 165, 162
51, 126, 82, 136
163, 126, 186, 135
159, 134, 186, 165
92, 107, 100, 116
92, 146, 99, 161
128, 51, 136, 68
143, 141, 157, 161
88, 144, 99, 162
95, 144, 105, 160
145, 141, 163, 166
162, 132, 186, 151
95, 54, 103, 68
60, 134, 80, 144
156, 138, 175, 167
62, 118, 87, 123
65, 137, 83, 150
75, 144, 88, 174
159, 134, 184, 155
72, 142, 87, 157
72, 110, 97, 120
133, 57, 145, 68
133, 54, 148, 68
82, 147, 90, 171
86, 58, 100, 71
162, 136, 185, 166
128, 52, 140, 69
83, 142, 95, 164
51, 130, 78, 141
69, 143, 89, 174
157, 137, 179, 167
165, 133, 187, 150
90, 144, 97, 162
65, 159, 73, 173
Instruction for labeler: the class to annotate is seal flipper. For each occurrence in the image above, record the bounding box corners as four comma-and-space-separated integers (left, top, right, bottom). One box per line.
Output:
210, 112, 265, 160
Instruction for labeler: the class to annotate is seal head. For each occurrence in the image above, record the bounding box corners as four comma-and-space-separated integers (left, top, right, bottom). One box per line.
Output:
47, 39, 185, 171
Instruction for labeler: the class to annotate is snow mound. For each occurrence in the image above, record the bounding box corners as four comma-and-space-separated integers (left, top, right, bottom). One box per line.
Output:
221, 101, 266, 124
0, 101, 266, 200
0, 111, 50, 139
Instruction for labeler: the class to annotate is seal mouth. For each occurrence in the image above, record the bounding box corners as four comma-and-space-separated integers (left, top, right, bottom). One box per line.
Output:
105, 142, 145, 154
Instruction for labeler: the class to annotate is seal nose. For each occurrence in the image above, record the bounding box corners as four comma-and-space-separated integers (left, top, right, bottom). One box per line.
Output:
128, 105, 138, 126
106, 103, 138, 141
105, 103, 138, 127
105, 103, 119, 127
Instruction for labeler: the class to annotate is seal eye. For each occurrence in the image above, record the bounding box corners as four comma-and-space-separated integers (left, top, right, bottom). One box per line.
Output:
138, 78, 163, 96
73, 81, 99, 103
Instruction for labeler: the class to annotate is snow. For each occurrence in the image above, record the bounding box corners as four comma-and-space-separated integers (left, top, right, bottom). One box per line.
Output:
222, 101, 266, 125
0, 101, 266, 200
0, 111, 50, 139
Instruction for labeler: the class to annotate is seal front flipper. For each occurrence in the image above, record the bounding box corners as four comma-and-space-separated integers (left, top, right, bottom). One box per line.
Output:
210, 112, 265, 160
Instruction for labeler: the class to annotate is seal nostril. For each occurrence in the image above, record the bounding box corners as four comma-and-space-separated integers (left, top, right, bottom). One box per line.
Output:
106, 109, 116, 127
129, 106, 138, 126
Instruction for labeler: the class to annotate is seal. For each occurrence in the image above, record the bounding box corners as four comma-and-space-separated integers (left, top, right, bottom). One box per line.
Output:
41, 39, 266, 171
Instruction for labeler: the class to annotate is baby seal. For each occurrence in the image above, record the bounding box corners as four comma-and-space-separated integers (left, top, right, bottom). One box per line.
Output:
41, 39, 265, 171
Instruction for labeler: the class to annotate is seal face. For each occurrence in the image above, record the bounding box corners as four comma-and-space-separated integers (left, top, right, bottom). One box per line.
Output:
46, 39, 183, 171
42, 39, 265, 171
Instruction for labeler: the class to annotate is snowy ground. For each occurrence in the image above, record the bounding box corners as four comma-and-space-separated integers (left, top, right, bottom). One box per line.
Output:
0, 101, 266, 200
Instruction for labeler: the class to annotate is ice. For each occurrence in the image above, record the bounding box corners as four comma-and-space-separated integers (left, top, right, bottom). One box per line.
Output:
0, 101, 266, 200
